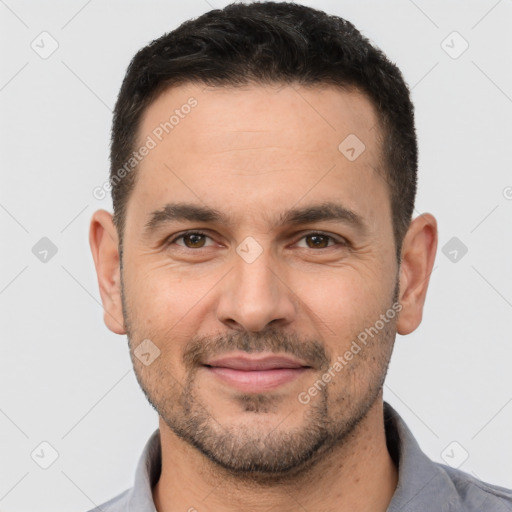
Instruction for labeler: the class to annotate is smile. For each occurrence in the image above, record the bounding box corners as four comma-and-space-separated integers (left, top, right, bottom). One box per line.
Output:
203, 353, 311, 392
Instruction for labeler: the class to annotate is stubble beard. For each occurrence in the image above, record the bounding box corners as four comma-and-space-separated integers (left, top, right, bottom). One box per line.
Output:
122, 276, 398, 482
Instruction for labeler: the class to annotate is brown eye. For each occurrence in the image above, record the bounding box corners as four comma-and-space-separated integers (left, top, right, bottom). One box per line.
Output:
169, 231, 213, 249
303, 233, 333, 249
182, 233, 206, 248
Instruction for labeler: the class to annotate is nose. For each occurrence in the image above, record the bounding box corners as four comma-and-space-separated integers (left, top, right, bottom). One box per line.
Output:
215, 245, 296, 333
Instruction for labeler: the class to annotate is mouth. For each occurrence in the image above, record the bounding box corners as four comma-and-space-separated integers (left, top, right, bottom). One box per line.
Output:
202, 353, 312, 392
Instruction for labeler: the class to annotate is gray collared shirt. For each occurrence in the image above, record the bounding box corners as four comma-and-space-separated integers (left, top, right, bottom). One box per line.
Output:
87, 403, 512, 511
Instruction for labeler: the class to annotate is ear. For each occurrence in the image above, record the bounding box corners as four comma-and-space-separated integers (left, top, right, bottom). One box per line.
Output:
89, 209, 126, 335
396, 213, 438, 335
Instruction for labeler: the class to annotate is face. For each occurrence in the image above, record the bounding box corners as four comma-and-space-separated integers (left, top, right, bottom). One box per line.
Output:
118, 83, 400, 478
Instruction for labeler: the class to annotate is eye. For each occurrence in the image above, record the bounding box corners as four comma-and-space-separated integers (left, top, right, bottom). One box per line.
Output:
165, 231, 347, 251
295, 232, 345, 249
168, 231, 214, 249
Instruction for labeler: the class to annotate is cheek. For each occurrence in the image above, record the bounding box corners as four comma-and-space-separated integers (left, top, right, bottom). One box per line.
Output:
292, 265, 391, 335
123, 259, 224, 357
127, 259, 202, 317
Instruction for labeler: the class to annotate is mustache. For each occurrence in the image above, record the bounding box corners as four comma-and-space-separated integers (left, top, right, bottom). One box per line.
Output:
183, 327, 330, 371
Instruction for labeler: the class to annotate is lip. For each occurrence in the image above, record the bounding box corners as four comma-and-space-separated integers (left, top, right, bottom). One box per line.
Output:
203, 352, 311, 392
204, 353, 308, 370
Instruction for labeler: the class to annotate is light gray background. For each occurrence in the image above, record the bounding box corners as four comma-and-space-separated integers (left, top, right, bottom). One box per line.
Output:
1, 1, 511, 510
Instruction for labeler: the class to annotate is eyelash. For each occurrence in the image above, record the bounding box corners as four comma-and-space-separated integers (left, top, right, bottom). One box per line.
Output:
166, 230, 349, 249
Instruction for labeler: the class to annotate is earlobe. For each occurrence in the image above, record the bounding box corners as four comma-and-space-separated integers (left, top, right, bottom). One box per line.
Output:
396, 213, 438, 336
89, 209, 126, 335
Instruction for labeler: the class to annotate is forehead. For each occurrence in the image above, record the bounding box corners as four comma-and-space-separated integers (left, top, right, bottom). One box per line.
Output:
127, 82, 390, 234
138, 82, 380, 156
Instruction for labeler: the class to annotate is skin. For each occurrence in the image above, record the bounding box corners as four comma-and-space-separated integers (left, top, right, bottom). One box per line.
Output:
89, 82, 437, 512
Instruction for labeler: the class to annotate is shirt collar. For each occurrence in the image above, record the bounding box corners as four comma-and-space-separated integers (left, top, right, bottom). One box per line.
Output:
127, 427, 161, 512
384, 402, 457, 512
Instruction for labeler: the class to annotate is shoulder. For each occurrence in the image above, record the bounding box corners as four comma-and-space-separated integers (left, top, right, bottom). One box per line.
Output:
436, 462, 512, 511
84, 488, 130, 512
383, 402, 512, 512
81, 428, 161, 512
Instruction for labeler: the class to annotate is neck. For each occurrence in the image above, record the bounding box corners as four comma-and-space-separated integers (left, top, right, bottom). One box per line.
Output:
152, 399, 398, 512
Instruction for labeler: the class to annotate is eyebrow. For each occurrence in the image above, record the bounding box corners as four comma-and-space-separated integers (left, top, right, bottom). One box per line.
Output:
143, 201, 367, 236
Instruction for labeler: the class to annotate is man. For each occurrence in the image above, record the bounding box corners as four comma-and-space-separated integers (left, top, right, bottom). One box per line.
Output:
88, 2, 512, 511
